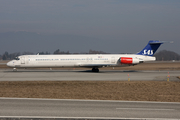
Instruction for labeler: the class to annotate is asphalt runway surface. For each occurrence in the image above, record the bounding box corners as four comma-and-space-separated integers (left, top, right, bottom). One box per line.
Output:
0, 98, 180, 119
0, 69, 179, 81
0, 69, 180, 119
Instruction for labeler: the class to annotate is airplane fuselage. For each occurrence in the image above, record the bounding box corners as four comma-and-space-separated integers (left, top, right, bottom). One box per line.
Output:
7, 54, 155, 68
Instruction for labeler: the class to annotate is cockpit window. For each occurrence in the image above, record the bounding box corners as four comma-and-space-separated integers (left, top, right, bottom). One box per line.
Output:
14, 57, 20, 60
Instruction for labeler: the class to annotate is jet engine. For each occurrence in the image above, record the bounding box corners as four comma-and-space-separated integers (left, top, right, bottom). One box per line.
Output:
118, 57, 143, 64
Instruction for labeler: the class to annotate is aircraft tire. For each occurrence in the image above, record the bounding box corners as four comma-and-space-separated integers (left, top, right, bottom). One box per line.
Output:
92, 68, 99, 72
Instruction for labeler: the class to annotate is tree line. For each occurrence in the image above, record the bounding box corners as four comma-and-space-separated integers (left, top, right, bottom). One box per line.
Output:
0, 49, 180, 61
154, 50, 180, 61
0, 49, 105, 60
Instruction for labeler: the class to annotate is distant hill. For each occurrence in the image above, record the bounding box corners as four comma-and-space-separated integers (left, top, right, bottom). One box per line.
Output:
154, 50, 180, 61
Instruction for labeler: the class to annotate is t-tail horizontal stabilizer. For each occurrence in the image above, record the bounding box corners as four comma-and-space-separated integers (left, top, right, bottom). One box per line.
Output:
136, 40, 164, 56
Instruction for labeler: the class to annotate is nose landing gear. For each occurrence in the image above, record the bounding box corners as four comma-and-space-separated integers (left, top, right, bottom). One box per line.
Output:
13, 68, 17, 71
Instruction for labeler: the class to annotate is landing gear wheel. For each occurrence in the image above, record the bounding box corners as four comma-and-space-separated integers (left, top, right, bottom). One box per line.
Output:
13, 68, 17, 71
92, 68, 99, 72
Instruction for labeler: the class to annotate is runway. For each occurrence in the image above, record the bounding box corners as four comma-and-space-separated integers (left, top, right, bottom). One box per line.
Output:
0, 69, 179, 81
0, 98, 180, 119
0, 70, 180, 119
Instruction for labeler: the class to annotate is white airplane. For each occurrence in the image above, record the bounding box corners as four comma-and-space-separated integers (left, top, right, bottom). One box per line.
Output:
7, 40, 163, 72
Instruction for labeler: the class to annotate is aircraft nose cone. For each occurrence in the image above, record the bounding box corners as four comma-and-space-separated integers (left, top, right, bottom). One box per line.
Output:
6, 61, 10, 67
7, 61, 13, 67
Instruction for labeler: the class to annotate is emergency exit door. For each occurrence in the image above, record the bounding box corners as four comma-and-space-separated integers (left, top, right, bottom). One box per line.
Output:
111, 57, 115, 63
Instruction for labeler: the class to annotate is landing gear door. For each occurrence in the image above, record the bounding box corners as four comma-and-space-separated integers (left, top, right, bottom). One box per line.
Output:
21, 57, 25, 64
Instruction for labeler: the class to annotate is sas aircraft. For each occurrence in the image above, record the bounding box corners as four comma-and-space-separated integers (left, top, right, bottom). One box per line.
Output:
7, 40, 163, 72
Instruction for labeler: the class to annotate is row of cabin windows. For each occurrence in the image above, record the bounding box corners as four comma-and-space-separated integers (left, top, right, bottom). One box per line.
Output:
36, 59, 59, 61
94, 58, 108, 60
35, 58, 109, 61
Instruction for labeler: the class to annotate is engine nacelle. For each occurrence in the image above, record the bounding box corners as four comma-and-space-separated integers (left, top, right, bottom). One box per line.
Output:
118, 57, 142, 64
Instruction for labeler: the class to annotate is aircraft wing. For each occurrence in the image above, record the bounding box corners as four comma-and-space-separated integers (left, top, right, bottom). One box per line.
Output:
78, 64, 114, 68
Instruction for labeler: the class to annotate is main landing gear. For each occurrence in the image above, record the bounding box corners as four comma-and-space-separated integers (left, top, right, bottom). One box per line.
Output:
92, 68, 99, 72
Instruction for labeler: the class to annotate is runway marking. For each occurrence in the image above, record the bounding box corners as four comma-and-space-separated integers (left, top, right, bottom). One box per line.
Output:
116, 108, 175, 111
0, 116, 177, 120
0, 97, 180, 104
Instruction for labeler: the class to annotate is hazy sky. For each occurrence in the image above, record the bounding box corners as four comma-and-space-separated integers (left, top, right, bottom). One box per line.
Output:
0, 0, 180, 54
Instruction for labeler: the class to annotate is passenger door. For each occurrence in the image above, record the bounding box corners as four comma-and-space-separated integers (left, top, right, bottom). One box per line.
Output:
21, 57, 25, 64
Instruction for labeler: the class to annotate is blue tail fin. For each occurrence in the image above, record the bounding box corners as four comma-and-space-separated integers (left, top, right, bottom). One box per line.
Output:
136, 40, 163, 56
